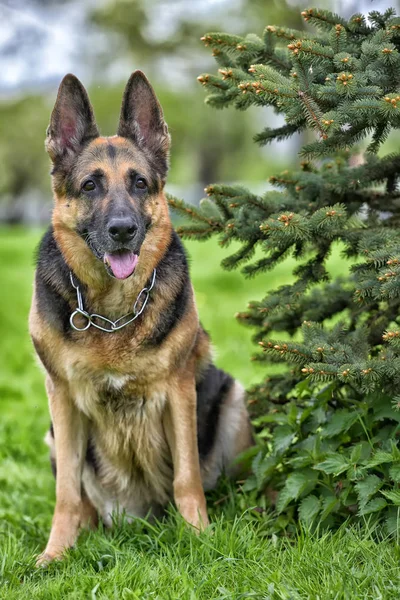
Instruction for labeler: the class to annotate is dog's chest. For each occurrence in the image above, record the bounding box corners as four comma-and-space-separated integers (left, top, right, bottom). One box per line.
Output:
65, 337, 171, 459
74, 371, 173, 500
62, 331, 175, 503
70, 366, 166, 425
64, 323, 173, 386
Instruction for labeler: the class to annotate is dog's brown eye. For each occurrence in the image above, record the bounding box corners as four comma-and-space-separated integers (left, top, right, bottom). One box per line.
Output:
82, 180, 96, 192
136, 178, 147, 190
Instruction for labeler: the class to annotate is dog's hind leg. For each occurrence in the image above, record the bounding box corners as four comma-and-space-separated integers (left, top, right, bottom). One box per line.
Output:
217, 380, 254, 477
201, 379, 254, 491
80, 488, 99, 530
37, 376, 89, 566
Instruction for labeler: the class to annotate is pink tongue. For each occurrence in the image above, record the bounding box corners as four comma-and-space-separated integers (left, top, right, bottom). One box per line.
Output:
104, 251, 138, 279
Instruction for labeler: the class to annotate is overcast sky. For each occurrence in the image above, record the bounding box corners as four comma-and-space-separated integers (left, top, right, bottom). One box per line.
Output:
0, 0, 398, 95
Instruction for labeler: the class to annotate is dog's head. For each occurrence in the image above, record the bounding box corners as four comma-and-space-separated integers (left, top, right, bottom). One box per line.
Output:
47, 72, 170, 280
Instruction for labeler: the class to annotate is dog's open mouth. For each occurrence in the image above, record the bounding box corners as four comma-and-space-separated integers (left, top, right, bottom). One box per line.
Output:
104, 250, 139, 280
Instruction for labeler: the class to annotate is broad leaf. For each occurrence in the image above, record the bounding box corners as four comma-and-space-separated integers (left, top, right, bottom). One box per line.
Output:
389, 464, 400, 482
276, 470, 318, 513
298, 494, 321, 523
315, 453, 349, 475
273, 426, 295, 455
381, 489, 400, 505
355, 475, 383, 510
386, 508, 400, 536
359, 497, 387, 516
365, 451, 394, 468
320, 410, 359, 438
320, 495, 340, 520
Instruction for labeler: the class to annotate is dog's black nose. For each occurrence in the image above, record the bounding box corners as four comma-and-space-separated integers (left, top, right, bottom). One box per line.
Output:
108, 217, 137, 243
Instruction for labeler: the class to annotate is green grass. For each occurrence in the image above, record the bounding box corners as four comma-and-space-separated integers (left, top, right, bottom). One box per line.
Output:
1, 227, 400, 599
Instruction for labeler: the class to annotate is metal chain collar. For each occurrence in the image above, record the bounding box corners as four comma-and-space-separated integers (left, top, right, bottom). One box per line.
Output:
69, 268, 156, 333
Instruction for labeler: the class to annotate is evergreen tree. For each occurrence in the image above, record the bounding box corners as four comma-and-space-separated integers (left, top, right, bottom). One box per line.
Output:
169, 7, 400, 532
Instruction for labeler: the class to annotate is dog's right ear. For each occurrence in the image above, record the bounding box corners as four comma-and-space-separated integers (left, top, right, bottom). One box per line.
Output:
46, 74, 99, 163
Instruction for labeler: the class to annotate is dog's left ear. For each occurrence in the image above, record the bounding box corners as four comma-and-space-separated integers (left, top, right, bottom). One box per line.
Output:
118, 71, 170, 170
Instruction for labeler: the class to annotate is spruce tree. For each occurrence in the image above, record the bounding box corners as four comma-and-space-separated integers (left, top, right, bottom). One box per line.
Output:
168, 7, 400, 532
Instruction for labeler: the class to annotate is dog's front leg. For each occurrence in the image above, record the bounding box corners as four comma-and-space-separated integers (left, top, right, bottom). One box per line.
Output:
37, 376, 88, 566
166, 374, 209, 531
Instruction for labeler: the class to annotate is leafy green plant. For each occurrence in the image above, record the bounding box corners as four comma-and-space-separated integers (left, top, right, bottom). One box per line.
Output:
169, 6, 400, 531
246, 379, 400, 533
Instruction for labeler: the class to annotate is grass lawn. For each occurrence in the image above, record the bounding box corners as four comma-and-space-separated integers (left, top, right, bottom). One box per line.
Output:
1, 227, 400, 599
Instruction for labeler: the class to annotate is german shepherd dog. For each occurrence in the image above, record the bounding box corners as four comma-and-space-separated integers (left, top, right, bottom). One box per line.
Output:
29, 71, 253, 565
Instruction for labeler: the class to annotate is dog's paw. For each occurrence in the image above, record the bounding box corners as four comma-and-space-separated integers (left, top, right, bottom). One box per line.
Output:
191, 513, 210, 533
187, 508, 210, 533
177, 495, 209, 532
35, 550, 64, 568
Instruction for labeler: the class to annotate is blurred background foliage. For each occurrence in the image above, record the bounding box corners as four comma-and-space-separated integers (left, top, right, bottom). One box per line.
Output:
0, 0, 306, 223
1, 0, 398, 224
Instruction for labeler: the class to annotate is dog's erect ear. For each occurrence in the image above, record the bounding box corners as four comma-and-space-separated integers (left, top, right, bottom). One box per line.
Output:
117, 71, 170, 166
46, 74, 99, 162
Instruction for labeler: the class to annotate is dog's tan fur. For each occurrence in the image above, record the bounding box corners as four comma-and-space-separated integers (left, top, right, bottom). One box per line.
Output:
30, 72, 253, 565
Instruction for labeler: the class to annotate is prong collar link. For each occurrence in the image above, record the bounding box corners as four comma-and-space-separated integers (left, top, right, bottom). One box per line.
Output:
69, 269, 156, 333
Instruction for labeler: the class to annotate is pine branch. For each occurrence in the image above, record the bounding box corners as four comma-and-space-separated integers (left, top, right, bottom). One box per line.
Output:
255, 123, 305, 147
301, 8, 350, 32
